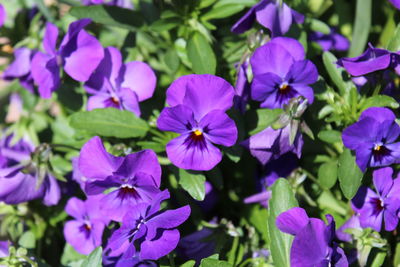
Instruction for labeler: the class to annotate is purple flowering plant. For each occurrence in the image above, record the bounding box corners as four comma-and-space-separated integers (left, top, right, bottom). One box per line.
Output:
2, 0, 400, 266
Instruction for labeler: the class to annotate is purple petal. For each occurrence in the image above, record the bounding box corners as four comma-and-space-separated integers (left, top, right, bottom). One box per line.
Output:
230, 3, 257, 34
384, 200, 400, 231
3, 48, 32, 78
0, 4, 6, 28
251, 72, 282, 103
336, 215, 361, 242
342, 117, 378, 150
250, 42, 294, 77
269, 37, 305, 60
78, 136, 123, 180
65, 197, 86, 219
61, 28, 104, 82
389, 0, 400, 9
119, 87, 141, 116
120, 61, 157, 102
200, 110, 237, 146
166, 74, 235, 120
359, 107, 396, 123
286, 60, 318, 85
157, 105, 196, 134
87, 93, 118, 110
0, 173, 45, 204
291, 85, 314, 104
42, 174, 61, 206
140, 229, 180, 260
146, 189, 170, 217
372, 167, 394, 197
31, 52, 60, 98
276, 207, 310, 235
146, 205, 190, 240
64, 220, 104, 255
166, 134, 222, 171
114, 150, 161, 187
255, 1, 293, 37
43, 22, 58, 55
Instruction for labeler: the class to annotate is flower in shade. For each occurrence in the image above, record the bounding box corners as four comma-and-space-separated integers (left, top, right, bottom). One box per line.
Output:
231, 0, 304, 37
241, 125, 303, 165
79, 136, 161, 221
31, 19, 104, 98
84, 47, 156, 116
233, 60, 251, 113
276, 207, 348, 267
0, 4, 5, 27
0, 134, 60, 206
337, 44, 400, 77
3, 48, 37, 93
81, 0, 133, 9
157, 74, 238, 171
250, 37, 318, 108
105, 190, 191, 260
342, 107, 400, 171
389, 0, 400, 10
351, 167, 400, 232
64, 196, 110, 255
177, 226, 216, 263
309, 29, 350, 52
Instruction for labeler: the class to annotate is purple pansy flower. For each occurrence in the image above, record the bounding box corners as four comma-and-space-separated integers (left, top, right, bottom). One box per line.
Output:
234, 60, 251, 113
276, 207, 348, 267
250, 37, 318, 108
64, 196, 110, 255
84, 47, 156, 116
3, 48, 37, 93
106, 190, 191, 261
241, 125, 303, 165
352, 167, 400, 232
389, 0, 400, 9
157, 74, 238, 171
231, 0, 304, 37
79, 136, 162, 221
31, 19, 104, 98
337, 44, 400, 77
0, 134, 60, 206
309, 29, 350, 52
0, 4, 5, 28
342, 107, 400, 171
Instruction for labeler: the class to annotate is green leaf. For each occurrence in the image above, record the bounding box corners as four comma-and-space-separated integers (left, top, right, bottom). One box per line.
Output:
248, 109, 283, 135
70, 5, 144, 31
33, 0, 54, 22
180, 260, 196, 267
200, 258, 232, 267
318, 161, 338, 190
187, 32, 216, 75
338, 149, 363, 199
70, 108, 149, 139
248, 205, 269, 243
322, 51, 349, 94
150, 18, 181, 32
318, 130, 342, 144
80, 247, 102, 267
348, 0, 372, 57
61, 244, 86, 265
387, 24, 400, 51
178, 169, 206, 201
268, 179, 298, 267
360, 95, 399, 111
18, 231, 36, 249
307, 18, 331, 34
202, 4, 245, 20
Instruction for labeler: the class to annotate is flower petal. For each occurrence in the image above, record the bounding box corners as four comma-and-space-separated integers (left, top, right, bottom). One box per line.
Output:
372, 167, 394, 197
200, 110, 237, 146
43, 22, 58, 55
31, 52, 60, 98
157, 105, 196, 134
269, 37, 305, 60
286, 60, 318, 85
140, 229, 180, 260
276, 207, 310, 235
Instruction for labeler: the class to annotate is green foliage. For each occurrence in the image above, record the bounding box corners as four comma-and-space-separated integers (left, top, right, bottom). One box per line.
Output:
80, 247, 102, 267
338, 149, 364, 199
187, 32, 217, 75
178, 169, 206, 201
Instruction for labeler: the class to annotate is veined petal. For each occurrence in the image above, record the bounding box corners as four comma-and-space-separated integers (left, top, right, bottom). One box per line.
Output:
286, 60, 318, 85
200, 110, 237, 147
251, 72, 282, 102
157, 105, 196, 134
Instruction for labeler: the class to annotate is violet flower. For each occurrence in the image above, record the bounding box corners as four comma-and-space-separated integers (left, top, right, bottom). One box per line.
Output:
31, 19, 104, 98
64, 196, 110, 255
157, 74, 238, 171
105, 190, 191, 260
276, 207, 348, 267
234, 60, 251, 113
389, 0, 400, 10
336, 215, 361, 242
3, 48, 37, 93
352, 167, 400, 232
309, 29, 350, 52
84, 47, 156, 116
250, 37, 318, 108
241, 125, 303, 165
81, 0, 133, 9
79, 136, 162, 221
337, 44, 400, 77
177, 227, 216, 263
0, 4, 5, 28
0, 134, 60, 206
231, 0, 304, 37
342, 107, 400, 171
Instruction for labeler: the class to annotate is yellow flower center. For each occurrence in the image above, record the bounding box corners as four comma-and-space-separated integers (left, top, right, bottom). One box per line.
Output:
374, 144, 382, 151
193, 129, 202, 136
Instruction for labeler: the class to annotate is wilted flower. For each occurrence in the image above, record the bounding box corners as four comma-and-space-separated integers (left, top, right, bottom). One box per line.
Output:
84, 47, 156, 116
0, 134, 60, 205
106, 190, 190, 260
352, 167, 400, 232
342, 107, 400, 171
79, 136, 161, 221
250, 37, 318, 108
309, 29, 350, 52
3, 48, 37, 93
157, 74, 238, 171
231, 0, 304, 37
31, 19, 104, 98
241, 125, 303, 165
64, 196, 110, 255
276, 207, 348, 267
